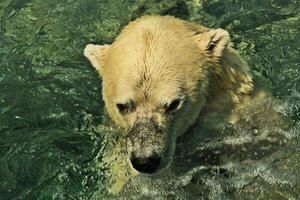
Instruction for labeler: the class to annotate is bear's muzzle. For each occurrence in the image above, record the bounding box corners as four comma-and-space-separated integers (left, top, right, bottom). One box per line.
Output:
126, 118, 165, 174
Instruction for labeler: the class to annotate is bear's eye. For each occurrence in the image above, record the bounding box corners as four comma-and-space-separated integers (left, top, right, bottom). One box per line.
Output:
164, 99, 181, 114
116, 101, 134, 114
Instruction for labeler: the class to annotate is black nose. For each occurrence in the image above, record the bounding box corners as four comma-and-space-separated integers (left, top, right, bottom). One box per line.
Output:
130, 154, 161, 174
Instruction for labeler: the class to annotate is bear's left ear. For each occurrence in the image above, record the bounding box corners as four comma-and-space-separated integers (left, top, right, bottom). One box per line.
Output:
84, 44, 110, 77
196, 28, 230, 58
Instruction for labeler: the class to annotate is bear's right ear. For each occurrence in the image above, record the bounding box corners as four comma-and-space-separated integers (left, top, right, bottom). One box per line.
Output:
84, 44, 110, 76
195, 28, 230, 58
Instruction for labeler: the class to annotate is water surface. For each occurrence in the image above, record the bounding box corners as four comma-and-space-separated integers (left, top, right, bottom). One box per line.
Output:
0, 0, 299, 199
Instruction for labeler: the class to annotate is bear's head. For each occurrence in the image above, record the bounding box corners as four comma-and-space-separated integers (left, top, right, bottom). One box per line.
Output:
84, 16, 231, 174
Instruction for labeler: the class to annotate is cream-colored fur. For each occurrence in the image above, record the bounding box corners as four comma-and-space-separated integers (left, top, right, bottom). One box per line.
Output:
84, 15, 281, 193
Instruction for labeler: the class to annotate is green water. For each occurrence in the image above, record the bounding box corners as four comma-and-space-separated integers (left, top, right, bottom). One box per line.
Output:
0, 0, 299, 199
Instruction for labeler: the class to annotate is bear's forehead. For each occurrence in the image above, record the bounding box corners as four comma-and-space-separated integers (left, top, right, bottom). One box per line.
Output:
114, 67, 185, 92
113, 75, 185, 104
103, 17, 209, 102
107, 18, 203, 66
106, 28, 203, 79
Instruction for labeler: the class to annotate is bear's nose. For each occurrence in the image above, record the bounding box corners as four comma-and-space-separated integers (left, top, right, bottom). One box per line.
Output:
130, 153, 161, 174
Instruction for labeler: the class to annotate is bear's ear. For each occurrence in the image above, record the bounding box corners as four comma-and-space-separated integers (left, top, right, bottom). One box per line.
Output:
84, 44, 110, 76
196, 28, 230, 58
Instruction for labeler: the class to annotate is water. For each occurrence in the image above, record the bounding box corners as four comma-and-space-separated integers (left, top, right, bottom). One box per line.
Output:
0, 0, 299, 199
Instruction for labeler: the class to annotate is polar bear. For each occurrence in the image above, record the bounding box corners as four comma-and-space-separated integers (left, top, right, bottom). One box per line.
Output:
84, 15, 282, 192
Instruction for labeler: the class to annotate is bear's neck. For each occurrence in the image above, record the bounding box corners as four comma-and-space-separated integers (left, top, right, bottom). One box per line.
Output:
200, 47, 256, 124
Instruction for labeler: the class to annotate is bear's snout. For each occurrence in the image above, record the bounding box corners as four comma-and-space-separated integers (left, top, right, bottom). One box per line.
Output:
130, 152, 161, 173
126, 118, 166, 174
